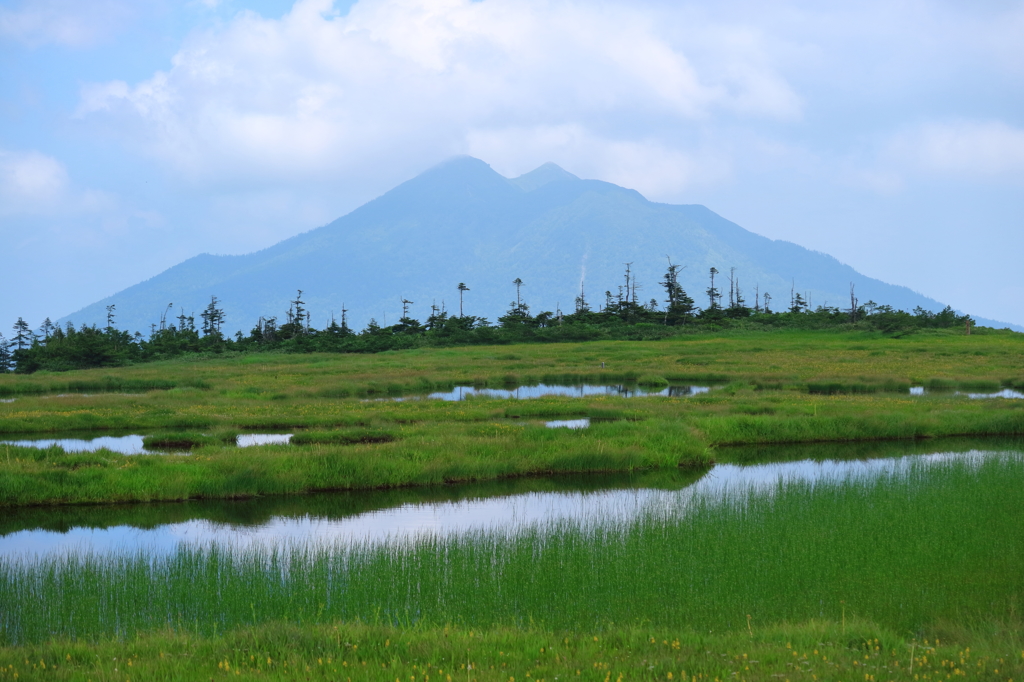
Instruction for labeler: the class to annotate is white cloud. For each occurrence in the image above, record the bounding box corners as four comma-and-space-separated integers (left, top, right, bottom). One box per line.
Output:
0, 0, 133, 47
467, 124, 732, 199
855, 120, 1024, 191
0, 149, 68, 214
908, 121, 1024, 177
76, 0, 800, 195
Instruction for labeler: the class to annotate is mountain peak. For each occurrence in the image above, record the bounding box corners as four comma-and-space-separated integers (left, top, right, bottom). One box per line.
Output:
509, 162, 580, 191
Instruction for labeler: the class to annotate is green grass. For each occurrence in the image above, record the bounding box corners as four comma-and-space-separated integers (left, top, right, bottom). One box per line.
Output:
3, 454, 1021, 645
1, 619, 1022, 682
0, 330, 1022, 506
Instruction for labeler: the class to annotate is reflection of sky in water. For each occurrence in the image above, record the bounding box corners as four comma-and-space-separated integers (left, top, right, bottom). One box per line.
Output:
0, 432, 296, 455
961, 389, 1024, 399
0, 435, 151, 455
545, 419, 590, 429
1, 449, 1011, 563
388, 384, 712, 401
237, 434, 292, 446
908, 387, 1024, 399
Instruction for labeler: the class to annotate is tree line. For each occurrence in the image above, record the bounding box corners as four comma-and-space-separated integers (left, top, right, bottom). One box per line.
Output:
1, 261, 976, 373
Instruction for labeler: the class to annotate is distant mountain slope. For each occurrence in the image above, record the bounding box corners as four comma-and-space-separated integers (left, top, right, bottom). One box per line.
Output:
62, 156, 1021, 334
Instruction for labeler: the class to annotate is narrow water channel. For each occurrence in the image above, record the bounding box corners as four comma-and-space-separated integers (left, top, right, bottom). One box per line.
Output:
2, 437, 1020, 563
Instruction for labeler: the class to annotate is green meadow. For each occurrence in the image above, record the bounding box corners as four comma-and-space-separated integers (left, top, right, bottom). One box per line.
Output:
2, 329, 1023, 677
1, 328, 1023, 506
1, 453, 1023, 679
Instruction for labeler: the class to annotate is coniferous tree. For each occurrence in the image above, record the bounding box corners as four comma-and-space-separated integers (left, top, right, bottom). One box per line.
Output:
457, 283, 470, 317
394, 298, 424, 334
705, 268, 721, 313
790, 292, 808, 314
513, 278, 524, 313
425, 301, 449, 331
38, 318, 54, 341
0, 333, 12, 372
280, 290, 307, 338
200, 296, 226, 337
661, 259, 696, 325
11, 317, 33, 351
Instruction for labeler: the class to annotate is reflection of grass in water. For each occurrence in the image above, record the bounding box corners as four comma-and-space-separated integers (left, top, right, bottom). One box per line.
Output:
718, 435, 1024, 464
3, 454, 1022, 644
0, 467, 708, 537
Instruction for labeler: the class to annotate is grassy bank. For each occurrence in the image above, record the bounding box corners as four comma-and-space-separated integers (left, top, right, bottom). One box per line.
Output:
1, 330, 1022, 506
3, 455, 1022, 644
3, 328, 1024, 401
2, 619, 1022, 682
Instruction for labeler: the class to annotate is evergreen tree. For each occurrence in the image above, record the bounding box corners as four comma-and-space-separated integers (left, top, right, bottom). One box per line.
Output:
661, 259, 696, 325
393, 298, 424, 334
790, 292, 808, 314
426, 301, 448, 331
704, 268, 721, 315
200, 296, 226, 337
0, 333, 11, 372
279, 290, 307, 338
38, 318, 55, 341
457, 283, 470, 317
11, 317, 33, 351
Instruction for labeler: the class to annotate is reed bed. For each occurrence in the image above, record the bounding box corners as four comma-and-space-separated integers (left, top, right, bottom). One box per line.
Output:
2, 454, 1021, 645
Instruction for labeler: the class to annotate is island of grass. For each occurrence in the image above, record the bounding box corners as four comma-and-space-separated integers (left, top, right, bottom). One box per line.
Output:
0, 327, 1021, 506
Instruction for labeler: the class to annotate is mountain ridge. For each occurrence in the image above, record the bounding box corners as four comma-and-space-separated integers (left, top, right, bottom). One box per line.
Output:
60, 157, 1022, 334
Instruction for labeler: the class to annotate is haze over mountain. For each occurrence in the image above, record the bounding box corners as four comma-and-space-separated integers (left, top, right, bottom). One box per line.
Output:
62, 157, 1018, 335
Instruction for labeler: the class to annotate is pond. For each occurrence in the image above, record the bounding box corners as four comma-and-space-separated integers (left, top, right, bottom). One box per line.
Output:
908, 386, 1024, 398
2, 436, 1019, 562
2, 436, 1022, 644
388, 383, 713, 401
0, 432, 296, 455
0, 433, 154, 455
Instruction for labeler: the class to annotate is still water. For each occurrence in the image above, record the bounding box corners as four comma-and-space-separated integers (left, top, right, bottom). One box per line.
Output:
0, 433, 296, 455
391, 383, 713, 401
2, 438, 1018, 563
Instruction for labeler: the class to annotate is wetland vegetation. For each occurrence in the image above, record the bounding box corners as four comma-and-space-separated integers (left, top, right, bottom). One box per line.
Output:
1, 330, 1023, 676
2, 448, 1023, 679
1, 329, 1022, 506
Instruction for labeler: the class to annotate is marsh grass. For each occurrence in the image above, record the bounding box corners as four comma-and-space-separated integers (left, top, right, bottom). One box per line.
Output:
1, 331, 1022, 505
142, 431, 238, 449
0, 377, 208, 397
2, 455, 1021, 644
0, 418, 703, 505
1, 618, 1022, 682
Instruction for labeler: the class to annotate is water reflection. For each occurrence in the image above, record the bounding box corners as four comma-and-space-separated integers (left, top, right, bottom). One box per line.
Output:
545, 419, 590, 429
391, 384, 712, 401
0, 434, 153, 455
2, 437, 1020, 562
236, 434, 292, 446
907, 387, 1023, 399
961, 389, 1024, 399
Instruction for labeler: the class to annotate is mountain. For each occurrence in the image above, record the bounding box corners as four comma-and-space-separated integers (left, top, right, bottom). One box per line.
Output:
62, 156, 1020, 334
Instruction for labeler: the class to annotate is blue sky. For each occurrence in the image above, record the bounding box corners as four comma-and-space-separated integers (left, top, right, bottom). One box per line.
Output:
2, 0, 1023, 330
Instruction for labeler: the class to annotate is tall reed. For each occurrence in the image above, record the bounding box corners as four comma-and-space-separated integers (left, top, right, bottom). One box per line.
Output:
2, 454, 1021, 644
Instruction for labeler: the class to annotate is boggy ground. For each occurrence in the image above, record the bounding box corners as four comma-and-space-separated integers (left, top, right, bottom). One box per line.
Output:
1, 329, 1022, 506
1, 620, 1021, 682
